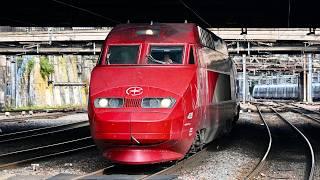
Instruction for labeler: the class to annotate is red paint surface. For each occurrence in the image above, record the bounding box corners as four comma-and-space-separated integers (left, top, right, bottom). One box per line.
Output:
88, 23, 223, 164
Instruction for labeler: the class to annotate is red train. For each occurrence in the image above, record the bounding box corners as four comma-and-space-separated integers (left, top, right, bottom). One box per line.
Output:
88, 23, 240, 165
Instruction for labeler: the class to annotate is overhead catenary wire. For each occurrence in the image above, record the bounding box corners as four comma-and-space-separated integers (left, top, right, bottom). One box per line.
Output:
287, 0, 291, 27
179, 0, 212, 27
51, 0, 121, 24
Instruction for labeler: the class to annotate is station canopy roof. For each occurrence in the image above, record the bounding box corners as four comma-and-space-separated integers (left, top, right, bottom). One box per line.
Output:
0, 0, 318, 27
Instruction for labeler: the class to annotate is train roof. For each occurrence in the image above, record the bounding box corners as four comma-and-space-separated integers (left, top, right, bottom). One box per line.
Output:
105, 23, 227, 55
106, 23, 198, 44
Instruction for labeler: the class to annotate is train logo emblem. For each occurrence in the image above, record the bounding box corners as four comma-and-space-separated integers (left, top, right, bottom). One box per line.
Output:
126, 87, 143, 96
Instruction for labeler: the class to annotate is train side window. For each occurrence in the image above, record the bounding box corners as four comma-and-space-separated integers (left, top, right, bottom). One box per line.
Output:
216, 74, 231, 101
189, 47, 195, 64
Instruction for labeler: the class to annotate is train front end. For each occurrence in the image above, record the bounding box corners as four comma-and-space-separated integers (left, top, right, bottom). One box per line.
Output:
88, 24, 199, 164
89, 66, 196, 164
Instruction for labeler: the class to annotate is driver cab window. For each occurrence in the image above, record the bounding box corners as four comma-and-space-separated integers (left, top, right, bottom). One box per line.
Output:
107, 45, 139, 64
147, 46, 184, 64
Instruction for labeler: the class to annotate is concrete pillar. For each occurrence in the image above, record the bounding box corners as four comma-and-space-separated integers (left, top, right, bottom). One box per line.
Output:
0, 56, 6, 110
237, 41, 239, 54
303, 54, 307, 102
93, 42, 96, 55
299, 72, 304, 101
307, 53, 313, 103
10, 57, 16, 107
242, 54, 246, 103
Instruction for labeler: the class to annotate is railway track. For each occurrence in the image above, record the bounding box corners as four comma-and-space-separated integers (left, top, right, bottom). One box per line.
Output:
279, 103, 320, 124
289, 103, 320, 116
245, 105, 272, 179
0, 136, 96, 169
281, 103, 320, 179
74, 147, 209, 179
246, 104, 315, 180
0, 121, 89, 143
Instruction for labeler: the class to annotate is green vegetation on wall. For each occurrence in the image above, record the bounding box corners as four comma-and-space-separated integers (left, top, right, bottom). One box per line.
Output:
26, 58, 35, 107
26, 58, 35, 75
84, 79, 89, 95
16, 56, 23, 69
16, 56, 26, 74
40, 56, 54, 80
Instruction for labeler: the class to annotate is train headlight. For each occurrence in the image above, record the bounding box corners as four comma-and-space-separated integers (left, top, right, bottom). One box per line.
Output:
94, 98, 123, 108
161, 98, 173, 108
149, 99, 161, 108
136, 29, 159, 36
96, 98, 108, 108
108, 98, 123, 108
142, 98, 175, 108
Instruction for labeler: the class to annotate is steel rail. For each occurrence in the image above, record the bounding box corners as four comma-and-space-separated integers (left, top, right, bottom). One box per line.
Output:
75, 147, 208, 179
0, 121, 89, 143
245, 105, 272, 179
0, 145, 95, 169
270, 107, 315, 180
290, 103, 320, 116
0, 137, 92, 157
281, 104, 320, 124
0, 136, 95, 169
141, 147, 208, 179
71, 165, 115, 180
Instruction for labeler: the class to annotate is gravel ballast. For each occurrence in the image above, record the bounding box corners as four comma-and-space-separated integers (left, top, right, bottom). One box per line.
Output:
178, 112, 268, 179
0, 113, 97, 179
0, 148, 110, 179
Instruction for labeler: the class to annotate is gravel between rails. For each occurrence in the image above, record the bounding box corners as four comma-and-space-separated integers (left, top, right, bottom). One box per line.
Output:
280, 111, 320, 180
254, 112, 309, 179
0, 147, 110, 180
178, 112, 268, 180
0, 113, 96, 179
0, 113, 90, 154
178, 109, 319, 180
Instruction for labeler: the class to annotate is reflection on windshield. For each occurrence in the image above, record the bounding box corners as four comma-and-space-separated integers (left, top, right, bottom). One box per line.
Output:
147, 46, 184, 64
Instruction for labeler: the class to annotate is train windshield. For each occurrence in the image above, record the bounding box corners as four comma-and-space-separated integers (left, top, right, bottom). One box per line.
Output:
107, 45, 139, 64
147, 46, 184, 64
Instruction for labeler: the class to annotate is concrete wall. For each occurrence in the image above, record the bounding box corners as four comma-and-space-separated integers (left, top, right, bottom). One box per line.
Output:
1, 55, 97, 110
0, 55, 6, 109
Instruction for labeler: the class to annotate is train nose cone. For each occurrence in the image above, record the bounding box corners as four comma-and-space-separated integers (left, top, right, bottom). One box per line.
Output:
130, 112, 172, 144
92, 111, 173, 145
